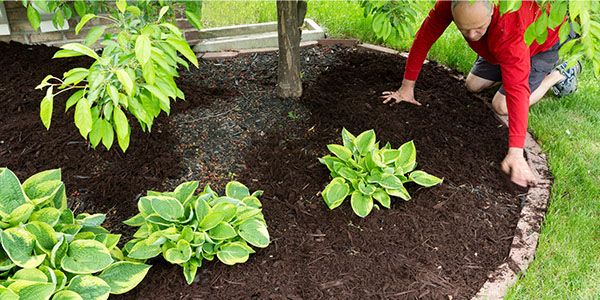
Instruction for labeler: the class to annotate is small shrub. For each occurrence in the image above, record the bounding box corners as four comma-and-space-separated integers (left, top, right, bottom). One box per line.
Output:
318, 128, 443, 217
0, 168, 150, 300
123, 181, 270, 284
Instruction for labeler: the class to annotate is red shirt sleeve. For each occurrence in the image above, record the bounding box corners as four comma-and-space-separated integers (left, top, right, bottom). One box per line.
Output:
489, 12, 532, 149
404, 1, 453, 81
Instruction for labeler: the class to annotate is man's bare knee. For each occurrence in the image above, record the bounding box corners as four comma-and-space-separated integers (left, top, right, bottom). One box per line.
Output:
465, 76, 485, 93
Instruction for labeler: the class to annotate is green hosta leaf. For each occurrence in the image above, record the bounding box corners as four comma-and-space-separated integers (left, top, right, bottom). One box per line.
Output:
212, 202, 237, 222
236, 206, 261, 222
238, 218, 270, 248
123, 213, 145, 227
357, 181, 376, 195
24, 221, 58, 252
212, 196, 242, 207
199, 211, 224, 231
337, 167, 358, 180
174, 181, 199, 204
145, 214, 172, 226
0, 286, 18, 300
217, 243, 249, 265
51, 290, 83, 300
13, 267, 48, 282
183, 261, 198, 285
318, 155, 342, 172
225, 181, 250, 200
327, 144, 352, 161
127, 240, 161, 259
75, 213, 106, 227
94, 234, 121, 250
24, 180, 62, 207
373, 188, 391, 209
378, 174, 404, 190
409, 171, 443, 187
164, 240, 192, 264
60, 240, 113, 274
208, 222, 237, 240
381, 149, 401, 164
150, 196, 184, 221
341, 128, 356, 150
355, 129, 376, 155
0, 168, 29, 217
7, 280, 55, 300
5, 203, 34, 225
59, 209, 75, 224
135, 34, 151, 65
322, 177, 349, 210
66, 275, 110, 300
397, 141, 416, 171
350, 191, 373, 218
386, 187, 411, 201
50, 236, 68, 269
1, 227, 46, 269
242, 196, 262, 208
98, 262, 151, 294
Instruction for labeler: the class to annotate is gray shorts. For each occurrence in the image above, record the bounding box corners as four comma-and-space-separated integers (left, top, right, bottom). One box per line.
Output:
470, 26, 575, 95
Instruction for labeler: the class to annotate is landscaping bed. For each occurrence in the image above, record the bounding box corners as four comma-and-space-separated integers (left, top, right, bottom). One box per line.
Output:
0, 41, 524, 299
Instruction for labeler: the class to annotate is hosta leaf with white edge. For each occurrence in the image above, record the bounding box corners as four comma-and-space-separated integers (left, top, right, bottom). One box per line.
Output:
358, 181, 376, 195
350, 191, 373, 218
1, 227, 46, 269
76, 213, 106, 227
409, 171, 443, 187
150, 196, 184, 221
98, 262, 151, 294
238, 218, 270, 248
208, 222, 237, 240
24, 221, 58, 252
51, 290, 83, 300
225, 181, 250, 200
341, 128, 356, 150
216, 243, 249, 265
164, 240, 192, 264
6, 280, 55, 300
0, 168, 30, 217
183, 261, 198, 285
212, 202, 237, 223
0, 286, 18, 300
242, 196, 262, 208
66, 275, 110, 300
126, 240, 161, 260
60, 239, 113, 274
322, 177, 349, 210
386, 187, 411, 201
397, 141, 416, 172
377, 174, 405, 190
198, 211, 224, 231
327, 144, 352, 161
355, 129, 376, 156
373, 188, 391, 209
174, 181, 199, 204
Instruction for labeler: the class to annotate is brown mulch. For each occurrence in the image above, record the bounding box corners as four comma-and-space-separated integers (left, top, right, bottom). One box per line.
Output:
0, 41, 525, 299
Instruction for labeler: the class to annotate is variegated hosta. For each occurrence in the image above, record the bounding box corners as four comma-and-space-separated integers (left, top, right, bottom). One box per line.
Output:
0, 168, 150, 300
318, 129, 443, 218
123, 181, 270, 284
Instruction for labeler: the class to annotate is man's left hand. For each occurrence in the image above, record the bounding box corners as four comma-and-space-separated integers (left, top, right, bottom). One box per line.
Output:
501, 147, 537, 187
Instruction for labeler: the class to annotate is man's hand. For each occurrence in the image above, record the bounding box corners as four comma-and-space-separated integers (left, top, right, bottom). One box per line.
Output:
381, 79, 422, 106
501, 147, 537, 187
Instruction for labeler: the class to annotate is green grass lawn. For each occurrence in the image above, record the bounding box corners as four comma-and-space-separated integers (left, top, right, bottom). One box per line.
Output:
202, 1, 600, 298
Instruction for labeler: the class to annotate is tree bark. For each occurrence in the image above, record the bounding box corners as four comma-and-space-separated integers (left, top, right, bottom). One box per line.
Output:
276, 0, 307, 99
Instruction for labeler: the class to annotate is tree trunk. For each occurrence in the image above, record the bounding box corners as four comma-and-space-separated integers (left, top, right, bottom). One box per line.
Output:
276, 0, 307, 99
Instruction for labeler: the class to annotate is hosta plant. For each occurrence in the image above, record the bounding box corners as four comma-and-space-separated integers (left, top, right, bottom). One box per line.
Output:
0, 168, 150, 300
35, 0, 199, 152
123, 180, 270, 284
318, 129, 443, 218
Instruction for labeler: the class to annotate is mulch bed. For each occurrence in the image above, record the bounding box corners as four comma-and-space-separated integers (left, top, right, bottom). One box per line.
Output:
1, 41, 524, 299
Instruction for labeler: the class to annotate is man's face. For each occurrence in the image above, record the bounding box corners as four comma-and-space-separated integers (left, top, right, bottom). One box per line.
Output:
453, 2, 492, 42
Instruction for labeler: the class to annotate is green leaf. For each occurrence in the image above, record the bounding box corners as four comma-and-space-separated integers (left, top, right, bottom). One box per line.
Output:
327, 144, 352, 161
150, 196, 184, 221
158, 6, 169, 20
183, 261, 198, 285
24, 221, 58, 251
40, 87, 54, 130
322, 177, 349, 210
7, 280, 55, 300
238, 218, 270, 248
63, 68, 89, 86
12, 267, 48, 282
357, 181, 376, 195
409, 170, 443, 187
208, 222, 237, 240
373, 188, 391, 208
142, 61, 155, 85
212, 202, 237, 222
0, 286, 18, 300
60, 239, 113, 274
116, 0, 127, 13
164, 240, 192, 264
126, 6, 142, 16
381, 149, 401, 164
558, 22, 572, 44
166, 37, 199, 68
65, 90, 85, 112
198, 211, 224, 231
386, 186, 411, 201
74, 99, 93, 138
116, 69, 134, 96
98, 262, 151, 294
61, 43, 99, 60
76, 213, 106, 227
51, 290, 83, 300
27, 5, 41, 31
1, 227, 46, 269
101, 119, 114, 150
242, 196, 262, 208
0, 168, 29, 217
337, 167, 358, 180
127, 241, 161, 259
113, 106, 130, 152
74, 1, 86, 17
397, 141, 416, 171
174, 181, 199, 204
29, 207, 61, 226
351, 191, 373, 218
378, 174, 404, 190
135, 35, 151, 65
66, 275, 111, 300
194, 198, 210, 223
225, 181, 250, 200
355, 130, 376, 155
549, 1, 567, 29
217, 243, 249, 265
341, 128, 356, 150
85, 26, 105, 47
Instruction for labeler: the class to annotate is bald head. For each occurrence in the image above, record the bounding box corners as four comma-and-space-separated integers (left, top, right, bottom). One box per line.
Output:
451, 0, 493, 42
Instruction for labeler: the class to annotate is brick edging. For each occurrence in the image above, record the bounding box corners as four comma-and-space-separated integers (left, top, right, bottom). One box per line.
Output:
195, 40, 553, 300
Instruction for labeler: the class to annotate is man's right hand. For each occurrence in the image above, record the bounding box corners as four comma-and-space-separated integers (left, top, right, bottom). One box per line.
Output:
381, 79, 421, 106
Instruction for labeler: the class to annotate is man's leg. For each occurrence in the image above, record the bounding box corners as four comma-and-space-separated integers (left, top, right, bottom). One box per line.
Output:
465, 72, 498, 93
491, 70, 566, 115
467, 56, 503, 93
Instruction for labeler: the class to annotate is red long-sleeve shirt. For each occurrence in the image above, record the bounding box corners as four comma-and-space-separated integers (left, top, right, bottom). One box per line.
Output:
405, 0, 560, 148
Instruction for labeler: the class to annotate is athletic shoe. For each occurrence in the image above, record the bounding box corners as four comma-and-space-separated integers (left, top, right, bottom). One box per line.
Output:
552, 60, 582, 96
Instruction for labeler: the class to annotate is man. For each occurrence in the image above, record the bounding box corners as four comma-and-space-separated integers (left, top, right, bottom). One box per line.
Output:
381, 0, 580, 187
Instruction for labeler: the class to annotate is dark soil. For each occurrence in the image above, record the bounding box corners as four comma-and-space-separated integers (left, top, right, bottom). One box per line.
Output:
0, 41, 524, 299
